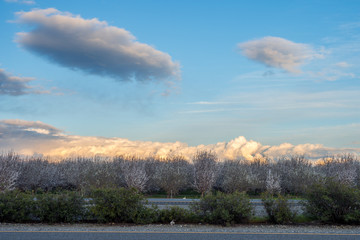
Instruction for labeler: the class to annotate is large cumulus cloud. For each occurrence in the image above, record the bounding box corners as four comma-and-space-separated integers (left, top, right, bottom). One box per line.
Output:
238, 36, 318, 73
1, 119, 359, 161
14, 8, 180, 83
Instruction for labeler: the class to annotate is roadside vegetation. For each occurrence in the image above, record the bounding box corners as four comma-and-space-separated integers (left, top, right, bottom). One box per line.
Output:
1, 151, 360, 225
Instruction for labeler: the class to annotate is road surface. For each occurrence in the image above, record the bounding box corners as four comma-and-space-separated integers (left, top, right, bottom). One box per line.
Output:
1, 223, 360, 240
1, 230, 359, 240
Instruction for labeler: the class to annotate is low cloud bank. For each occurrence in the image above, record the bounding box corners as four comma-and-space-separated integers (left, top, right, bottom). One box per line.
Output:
0, 119, 358, 161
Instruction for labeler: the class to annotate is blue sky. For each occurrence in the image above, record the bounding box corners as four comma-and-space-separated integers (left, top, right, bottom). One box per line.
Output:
0, 0, 359, 159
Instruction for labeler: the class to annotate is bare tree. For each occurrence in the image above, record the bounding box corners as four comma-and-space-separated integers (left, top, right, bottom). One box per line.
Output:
275, 155, 315, 195
58, 157, 87, 191
219, 159, 251, 193
17, 157, 67, 191
142, 157, 161, 193
7, 150, 360, 195
318, 154, 359, 186
81, 157, 117, 190
0, 152, 21, 191
192, 151, 219, 196
118, 156, 149, 192
154, 155, 192, 198
18, 156, 120, 192
247, 157, 269, 194
265, 169, 281, 194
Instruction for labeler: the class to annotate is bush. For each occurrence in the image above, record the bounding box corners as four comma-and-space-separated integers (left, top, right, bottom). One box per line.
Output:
34, 191, 86, 223
261, 191, 296, 224
191, 191, 252, 225
131, 205, 158, 224
0, 190, 35, 223
158, 206, 197, 224
89, 188, 157, 224
304, 178, 360, 224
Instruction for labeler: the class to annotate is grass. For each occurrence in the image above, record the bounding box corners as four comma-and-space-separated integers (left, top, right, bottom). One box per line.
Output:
249, 217, 268, 224
249, 215, 312, 224
293, 215, 313, 224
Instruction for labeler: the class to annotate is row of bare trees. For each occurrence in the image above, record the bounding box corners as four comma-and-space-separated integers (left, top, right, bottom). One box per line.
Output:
0, 151, 359, 196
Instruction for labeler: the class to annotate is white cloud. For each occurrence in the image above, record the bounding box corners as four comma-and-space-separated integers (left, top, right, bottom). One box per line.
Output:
5, 0, 35, 5
0, 119, 358, 161
238, 36, 319, 73
335, 61, 352, 68
14, 8, 180, 86
188, 101, 238, 105
25, 128, 50, 135
309, 69, 356, 81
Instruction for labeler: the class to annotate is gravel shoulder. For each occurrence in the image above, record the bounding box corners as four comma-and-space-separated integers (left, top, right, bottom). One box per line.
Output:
1, 223, 360, 234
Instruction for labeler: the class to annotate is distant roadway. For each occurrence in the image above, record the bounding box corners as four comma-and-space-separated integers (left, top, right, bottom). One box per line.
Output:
146, 198, 301, 206
146, 198, 303, 217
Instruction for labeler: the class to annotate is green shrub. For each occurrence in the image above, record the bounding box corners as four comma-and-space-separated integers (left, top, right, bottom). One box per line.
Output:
34, 191, 86, 223
304, 178, 360, 224
158, 206, 197, 224
89, 188, 157, 224
131, 205, 158, 224
0, 190, 35, 223
191, 191, 252, 225
261, 191, 296, 224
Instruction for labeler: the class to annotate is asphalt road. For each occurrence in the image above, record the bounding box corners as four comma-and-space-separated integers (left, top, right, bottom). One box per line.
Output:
1, 231, 359, 240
